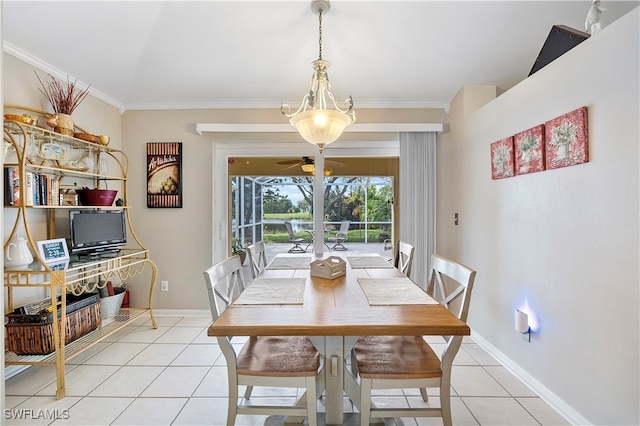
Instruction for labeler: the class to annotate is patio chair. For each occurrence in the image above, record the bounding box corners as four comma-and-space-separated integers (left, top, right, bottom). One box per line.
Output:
328, 220, 350, 251
347, 254, 476, 426
203, 255, 324, 426
284, 221, 309, 253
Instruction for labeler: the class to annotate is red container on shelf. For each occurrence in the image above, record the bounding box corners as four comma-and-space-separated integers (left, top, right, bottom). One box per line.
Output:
76, 189, 117, 206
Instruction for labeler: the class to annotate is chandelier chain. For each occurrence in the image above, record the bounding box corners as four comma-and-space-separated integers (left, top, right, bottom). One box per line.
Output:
318, 9, 323, 60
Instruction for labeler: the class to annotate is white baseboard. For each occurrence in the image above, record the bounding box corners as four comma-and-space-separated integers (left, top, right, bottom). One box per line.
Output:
471, 329, 590, 426
152, 309, 210, 317
5, 365, 29, 380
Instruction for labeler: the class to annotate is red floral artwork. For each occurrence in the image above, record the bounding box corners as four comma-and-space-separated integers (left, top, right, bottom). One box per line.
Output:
545, 107, 589, 170
490, 137, 515, 179
514, 124, 545, 175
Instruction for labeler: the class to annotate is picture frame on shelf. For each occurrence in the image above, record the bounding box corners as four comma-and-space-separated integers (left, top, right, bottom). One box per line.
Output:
146, 142, 182, 208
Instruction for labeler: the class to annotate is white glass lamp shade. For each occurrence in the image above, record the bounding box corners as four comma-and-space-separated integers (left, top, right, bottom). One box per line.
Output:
290, 109, 353, 151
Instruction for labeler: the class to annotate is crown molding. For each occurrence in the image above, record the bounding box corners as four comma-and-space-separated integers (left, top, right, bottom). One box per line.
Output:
3, 42, 126, 114
196, 122, 443, 136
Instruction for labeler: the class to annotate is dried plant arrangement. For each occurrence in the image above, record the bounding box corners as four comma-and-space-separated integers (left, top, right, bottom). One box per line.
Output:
35, 72, 91, 115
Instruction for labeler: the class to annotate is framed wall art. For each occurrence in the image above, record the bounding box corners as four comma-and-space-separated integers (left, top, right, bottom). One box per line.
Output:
490, 136, 515, 179
514, 124, 545, 175
545, 106, 588, 170
147, 142, 182, 208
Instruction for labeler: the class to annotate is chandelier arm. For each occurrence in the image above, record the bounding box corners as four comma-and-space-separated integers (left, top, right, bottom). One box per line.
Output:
281, 92, 313, 118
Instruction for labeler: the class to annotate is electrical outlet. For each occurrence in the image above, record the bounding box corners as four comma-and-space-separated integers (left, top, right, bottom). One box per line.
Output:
161, 280, 169, 292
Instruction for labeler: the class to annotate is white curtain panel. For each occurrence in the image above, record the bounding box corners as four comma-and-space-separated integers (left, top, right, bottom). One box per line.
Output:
399, 132, 436, 289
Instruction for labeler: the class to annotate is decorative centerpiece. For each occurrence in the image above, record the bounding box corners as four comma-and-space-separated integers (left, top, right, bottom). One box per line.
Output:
35, 72, 90, 136
311, 256, 346, 280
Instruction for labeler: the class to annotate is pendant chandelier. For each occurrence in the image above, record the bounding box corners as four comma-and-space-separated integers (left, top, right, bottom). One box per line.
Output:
281, 0, 355, 153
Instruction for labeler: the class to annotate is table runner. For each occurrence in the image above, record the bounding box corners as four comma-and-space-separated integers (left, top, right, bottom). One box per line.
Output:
357, 278, 439, 305
347, 256, 394, 269
266, 256, 312, 270
234, 278, 306, 305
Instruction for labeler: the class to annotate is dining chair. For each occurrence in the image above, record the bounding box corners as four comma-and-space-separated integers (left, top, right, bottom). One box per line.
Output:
203, 255, 324, 426
327, 220, 350, 251
346, 254, 476, 426
394, 240, 415, 278
246, 241, 267, 279
284, 221, 308, 253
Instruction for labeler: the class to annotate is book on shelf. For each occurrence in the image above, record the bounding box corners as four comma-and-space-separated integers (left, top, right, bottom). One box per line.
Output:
25, 171, 34, 207
4, 170, 62, 206
4, 166, 20, 206
50, 179, 60, 206
3, 168, 12, 206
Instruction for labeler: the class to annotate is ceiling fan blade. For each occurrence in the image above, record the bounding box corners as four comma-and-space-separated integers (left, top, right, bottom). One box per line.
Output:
280, 162, 303, 171
326, 159, 347, 168
276, 159, 304, 165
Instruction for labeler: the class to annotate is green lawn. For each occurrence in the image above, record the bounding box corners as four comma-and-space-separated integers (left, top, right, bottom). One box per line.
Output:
264, 213, 312, 220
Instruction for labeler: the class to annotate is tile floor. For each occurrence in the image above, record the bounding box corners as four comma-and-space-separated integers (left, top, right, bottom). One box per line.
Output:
4, 313, 570, 426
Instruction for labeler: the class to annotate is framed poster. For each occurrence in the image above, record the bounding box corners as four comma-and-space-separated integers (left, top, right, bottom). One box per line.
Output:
490, 137, 515, 179
147, 142, 182, 208
514, 124, 545, 175
545, 106, 589, 170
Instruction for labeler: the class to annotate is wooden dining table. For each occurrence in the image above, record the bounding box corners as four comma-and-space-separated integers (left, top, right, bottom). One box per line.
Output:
208, 253, 470, 425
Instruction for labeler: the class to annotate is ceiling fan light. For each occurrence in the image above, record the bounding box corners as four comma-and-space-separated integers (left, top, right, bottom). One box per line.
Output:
301, 163, 315, 173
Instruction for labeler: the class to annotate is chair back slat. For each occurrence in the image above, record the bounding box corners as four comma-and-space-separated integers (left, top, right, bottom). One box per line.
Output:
394, 240, 415, 277
427, 254, 476, 323
203, 255, 245, 322
247, 241, 268, 279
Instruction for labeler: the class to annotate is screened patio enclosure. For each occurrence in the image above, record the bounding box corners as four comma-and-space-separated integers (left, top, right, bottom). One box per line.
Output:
231, 176, 393, 252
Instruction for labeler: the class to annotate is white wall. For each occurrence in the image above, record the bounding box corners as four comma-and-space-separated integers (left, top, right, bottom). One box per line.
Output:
438, 9, 639, 425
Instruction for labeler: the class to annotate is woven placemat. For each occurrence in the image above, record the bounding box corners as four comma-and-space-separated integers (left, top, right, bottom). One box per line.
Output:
234, 278, 306, 305
347, 256, 394, 269
357, 278, 438, 305
266, 256, 312, 270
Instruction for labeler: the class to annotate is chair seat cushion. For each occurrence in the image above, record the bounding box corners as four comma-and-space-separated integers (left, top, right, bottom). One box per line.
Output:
354, 336, 442, 379
237, 336, 321, 377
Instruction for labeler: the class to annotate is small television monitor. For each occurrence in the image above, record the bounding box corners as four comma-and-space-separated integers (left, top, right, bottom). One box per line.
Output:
69, 210, 127, 254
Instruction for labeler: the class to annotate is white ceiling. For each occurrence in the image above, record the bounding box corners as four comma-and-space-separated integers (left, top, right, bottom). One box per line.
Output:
2, 1, 638, 112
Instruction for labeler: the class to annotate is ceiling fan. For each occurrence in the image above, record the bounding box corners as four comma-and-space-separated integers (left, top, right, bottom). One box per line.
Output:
276, 156, 346, 175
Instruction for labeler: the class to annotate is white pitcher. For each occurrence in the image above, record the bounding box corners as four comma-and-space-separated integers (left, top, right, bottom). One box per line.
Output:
4, 236, 34, 269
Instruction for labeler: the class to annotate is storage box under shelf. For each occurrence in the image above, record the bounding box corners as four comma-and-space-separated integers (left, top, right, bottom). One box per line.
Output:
310, 256, 346, 280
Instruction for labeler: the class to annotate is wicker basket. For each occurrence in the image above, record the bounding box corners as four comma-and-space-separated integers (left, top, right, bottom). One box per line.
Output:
6, 294, 102, 355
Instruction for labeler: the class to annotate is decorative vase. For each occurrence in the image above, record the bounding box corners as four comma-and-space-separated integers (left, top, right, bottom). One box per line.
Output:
557, 144, 568, 159
54, 113, 74, 136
